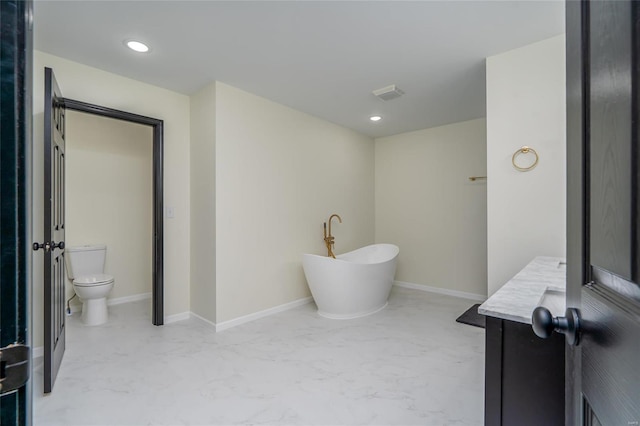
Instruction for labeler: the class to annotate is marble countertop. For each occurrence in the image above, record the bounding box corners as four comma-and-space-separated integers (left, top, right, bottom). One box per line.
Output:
478, 256, 566, 324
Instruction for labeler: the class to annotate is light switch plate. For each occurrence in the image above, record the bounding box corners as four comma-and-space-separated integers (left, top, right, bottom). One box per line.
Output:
167, 206, 175, 218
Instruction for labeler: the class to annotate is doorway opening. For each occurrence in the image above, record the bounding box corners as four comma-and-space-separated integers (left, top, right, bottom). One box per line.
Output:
63, 99, 164, 325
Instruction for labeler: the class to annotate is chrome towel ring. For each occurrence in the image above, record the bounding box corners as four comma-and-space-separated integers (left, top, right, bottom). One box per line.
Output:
512, 146, 539, 172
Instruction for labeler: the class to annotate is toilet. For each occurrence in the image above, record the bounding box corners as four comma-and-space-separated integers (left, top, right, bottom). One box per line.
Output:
65, 244, 115, 326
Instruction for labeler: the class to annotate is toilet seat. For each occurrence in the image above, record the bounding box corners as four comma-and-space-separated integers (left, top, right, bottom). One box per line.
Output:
73, 273, 114, 287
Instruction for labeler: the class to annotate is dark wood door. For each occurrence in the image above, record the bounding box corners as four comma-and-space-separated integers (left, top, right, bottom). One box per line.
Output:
43, 67, 66, 394
566, 0, 640, 424
0, 0, 33, 422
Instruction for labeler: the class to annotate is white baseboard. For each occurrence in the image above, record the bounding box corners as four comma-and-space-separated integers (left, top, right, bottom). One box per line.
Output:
215, 297, 314, 332
68, 292, 152, 313
109, 292, 152, 306
394, 281, 486, 302
164, 312, 191, 324
160, 297, 314, 330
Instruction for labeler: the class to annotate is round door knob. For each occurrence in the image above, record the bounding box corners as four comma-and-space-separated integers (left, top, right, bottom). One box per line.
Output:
32, 242, 51, 252
532, 307, 581, 346
32, 241, 64, 251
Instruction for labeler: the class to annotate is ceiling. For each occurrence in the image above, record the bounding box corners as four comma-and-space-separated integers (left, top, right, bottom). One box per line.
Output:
34, 1, 564, 138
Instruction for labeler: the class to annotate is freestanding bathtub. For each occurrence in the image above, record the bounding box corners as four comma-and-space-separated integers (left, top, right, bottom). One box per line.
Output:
302, 244, 399, 319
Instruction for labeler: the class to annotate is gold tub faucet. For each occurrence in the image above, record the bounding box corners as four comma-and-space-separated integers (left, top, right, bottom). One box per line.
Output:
323, 214, 342, 258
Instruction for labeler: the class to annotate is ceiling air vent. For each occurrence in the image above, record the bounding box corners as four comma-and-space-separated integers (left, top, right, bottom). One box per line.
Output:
372, 84, 404, 101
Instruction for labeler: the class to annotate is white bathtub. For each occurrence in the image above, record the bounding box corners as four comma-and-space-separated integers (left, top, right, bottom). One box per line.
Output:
302, 244, 399, 319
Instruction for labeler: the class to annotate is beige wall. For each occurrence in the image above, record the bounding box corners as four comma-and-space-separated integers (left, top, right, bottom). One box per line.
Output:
375, 119, 487, 297
214, 82, 375, 322
65, 111, 153, 304
33, 51, 191, 349
34, 41, 555, 341
189, 83, 217, 322
486, 35, 566, 295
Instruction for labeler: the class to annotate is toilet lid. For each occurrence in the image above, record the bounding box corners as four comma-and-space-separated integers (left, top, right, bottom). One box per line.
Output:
74, 274, 114, 286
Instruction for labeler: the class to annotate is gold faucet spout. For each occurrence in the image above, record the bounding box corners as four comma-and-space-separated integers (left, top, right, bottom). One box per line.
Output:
324, 214, 342, 258
328, 214, 342, 238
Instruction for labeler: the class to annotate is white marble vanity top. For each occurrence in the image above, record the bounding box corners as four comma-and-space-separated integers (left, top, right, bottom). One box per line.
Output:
478, 256, 566, 324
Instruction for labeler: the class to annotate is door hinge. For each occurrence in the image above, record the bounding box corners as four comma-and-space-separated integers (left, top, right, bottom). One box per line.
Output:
0, 344, 29, 395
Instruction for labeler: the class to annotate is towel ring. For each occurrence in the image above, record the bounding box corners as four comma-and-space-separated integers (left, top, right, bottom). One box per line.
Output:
512, 146, 539, 172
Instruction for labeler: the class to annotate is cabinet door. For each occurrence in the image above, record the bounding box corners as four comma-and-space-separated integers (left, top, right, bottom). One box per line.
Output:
485, 317, 564, 426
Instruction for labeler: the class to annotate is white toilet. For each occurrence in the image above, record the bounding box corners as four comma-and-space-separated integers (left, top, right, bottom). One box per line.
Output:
66, 244, 115, 326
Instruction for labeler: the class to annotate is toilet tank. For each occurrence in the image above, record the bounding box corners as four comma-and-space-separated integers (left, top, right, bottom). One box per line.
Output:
66, 245, 107, 279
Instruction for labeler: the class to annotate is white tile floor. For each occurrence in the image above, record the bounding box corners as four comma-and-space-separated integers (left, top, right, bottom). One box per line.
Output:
33, 287, 485, 425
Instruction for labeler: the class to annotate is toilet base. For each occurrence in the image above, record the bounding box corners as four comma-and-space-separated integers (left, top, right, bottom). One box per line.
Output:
81, 297, 109, 326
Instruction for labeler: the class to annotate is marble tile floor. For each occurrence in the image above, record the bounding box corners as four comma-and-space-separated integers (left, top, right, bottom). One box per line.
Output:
33, 287, 485, 425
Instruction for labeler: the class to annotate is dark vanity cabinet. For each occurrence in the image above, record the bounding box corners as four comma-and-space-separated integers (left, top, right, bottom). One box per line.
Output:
484, 316, 565, 426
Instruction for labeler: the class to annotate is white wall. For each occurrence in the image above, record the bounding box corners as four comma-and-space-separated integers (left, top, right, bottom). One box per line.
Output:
65, 111, 153, 304
486, 35, 566, 295
33, 51, 190, 348
215, 82, 375, 322
375, 119, 487, 298
190, 83, 217, 322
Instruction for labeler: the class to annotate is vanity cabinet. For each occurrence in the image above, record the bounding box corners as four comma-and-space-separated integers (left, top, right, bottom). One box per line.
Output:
479, 257, 567, 425
484, 316, 565, 426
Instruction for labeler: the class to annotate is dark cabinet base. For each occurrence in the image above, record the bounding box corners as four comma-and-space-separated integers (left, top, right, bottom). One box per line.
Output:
485, 316, 565, 426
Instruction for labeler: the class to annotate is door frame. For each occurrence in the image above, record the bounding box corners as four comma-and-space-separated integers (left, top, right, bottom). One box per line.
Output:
63, 99, 165, 325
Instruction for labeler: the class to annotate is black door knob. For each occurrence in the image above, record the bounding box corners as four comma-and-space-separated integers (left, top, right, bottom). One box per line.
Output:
532, 307, 581, 346
32, 242, 50, 252
32, 241, 64, 251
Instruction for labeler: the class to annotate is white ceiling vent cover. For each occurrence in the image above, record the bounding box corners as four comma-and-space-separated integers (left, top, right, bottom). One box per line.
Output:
372, 85, 405, 101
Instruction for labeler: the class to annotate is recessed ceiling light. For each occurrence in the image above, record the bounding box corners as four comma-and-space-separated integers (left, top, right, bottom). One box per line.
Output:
370, 115, 382, 122
125, 40, 150, 53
